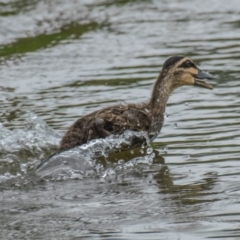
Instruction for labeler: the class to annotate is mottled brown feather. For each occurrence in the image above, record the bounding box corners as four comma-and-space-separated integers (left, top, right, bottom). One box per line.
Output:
59, 103, 152, 151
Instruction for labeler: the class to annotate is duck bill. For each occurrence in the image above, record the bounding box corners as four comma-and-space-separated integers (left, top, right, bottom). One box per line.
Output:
194, 69, 214, 90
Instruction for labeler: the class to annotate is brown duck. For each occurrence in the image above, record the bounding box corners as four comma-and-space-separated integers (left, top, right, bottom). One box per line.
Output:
59, 56, 214, 152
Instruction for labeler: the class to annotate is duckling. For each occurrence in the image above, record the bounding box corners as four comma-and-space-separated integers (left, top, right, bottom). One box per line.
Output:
59, 56, 214, 151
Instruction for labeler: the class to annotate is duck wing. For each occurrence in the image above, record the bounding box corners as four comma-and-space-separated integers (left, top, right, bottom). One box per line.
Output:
96, 106, 152, 135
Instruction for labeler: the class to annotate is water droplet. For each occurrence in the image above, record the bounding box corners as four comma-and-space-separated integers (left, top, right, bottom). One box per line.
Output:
130, 150, 134, 154
81, 144, 88, 150
147, 147, 153, 154
164, 147, 168, 154
140, 149, 144, 154
164, 112, 169, 119
20, 163, 28, 173
174, 123, 177, 128
102, 168, 116, 180
103, 152, 109, 157
118, 159, 125, 164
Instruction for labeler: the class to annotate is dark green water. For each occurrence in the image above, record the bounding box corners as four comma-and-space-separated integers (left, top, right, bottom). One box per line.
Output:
1, 0, 240, 239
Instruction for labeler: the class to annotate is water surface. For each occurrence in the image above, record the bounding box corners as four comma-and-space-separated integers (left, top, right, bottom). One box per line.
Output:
1, 0, 240, 239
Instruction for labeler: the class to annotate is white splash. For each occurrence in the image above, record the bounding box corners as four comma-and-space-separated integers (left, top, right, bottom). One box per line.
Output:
0, 112, 61, 154
35, 130, 151, 179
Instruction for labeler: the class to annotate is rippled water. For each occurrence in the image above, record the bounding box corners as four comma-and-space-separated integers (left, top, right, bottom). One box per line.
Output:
1, 0, 240, 239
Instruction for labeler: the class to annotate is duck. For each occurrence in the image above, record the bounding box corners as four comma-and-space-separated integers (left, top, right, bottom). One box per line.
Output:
59, 56, 214, 152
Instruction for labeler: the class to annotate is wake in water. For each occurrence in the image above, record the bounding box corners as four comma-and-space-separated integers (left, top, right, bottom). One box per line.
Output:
0, 112, 155, 183
0, 112, 61, 183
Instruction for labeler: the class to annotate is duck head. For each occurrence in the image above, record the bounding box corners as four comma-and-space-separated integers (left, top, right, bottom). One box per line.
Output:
162, 56, 214, 91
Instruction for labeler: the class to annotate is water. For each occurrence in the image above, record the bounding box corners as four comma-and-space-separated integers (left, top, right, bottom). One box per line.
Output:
1, 0, 240, 239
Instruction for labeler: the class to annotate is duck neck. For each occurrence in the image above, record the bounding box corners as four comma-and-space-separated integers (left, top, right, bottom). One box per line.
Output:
148, 70, 172, 116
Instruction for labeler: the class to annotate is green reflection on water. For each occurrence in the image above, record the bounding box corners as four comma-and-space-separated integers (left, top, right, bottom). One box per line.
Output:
0, 22, 98, 58
0, 0, 39, 16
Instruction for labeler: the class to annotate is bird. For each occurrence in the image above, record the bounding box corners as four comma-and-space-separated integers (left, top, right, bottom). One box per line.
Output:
59, 56, 214, 152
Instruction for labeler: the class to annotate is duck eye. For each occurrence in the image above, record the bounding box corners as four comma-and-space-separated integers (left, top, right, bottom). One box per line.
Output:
185, 60, 192, 68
